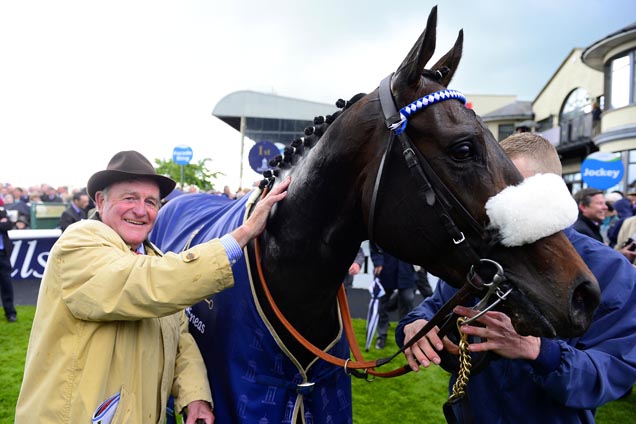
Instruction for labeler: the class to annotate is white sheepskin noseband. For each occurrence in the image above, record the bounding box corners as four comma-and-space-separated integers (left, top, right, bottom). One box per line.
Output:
485, 173, 578, 247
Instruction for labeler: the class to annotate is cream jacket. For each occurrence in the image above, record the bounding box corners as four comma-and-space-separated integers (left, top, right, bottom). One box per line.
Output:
16, 219, 234, 423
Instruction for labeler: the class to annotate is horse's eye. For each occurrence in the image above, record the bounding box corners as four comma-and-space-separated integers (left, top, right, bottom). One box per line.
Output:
449, 142, 474, 161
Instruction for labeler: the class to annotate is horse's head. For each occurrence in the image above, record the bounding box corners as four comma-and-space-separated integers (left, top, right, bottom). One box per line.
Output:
358, 6, 600, 339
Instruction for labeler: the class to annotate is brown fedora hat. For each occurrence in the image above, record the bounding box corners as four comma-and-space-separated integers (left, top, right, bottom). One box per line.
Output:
87, 150, 176, 201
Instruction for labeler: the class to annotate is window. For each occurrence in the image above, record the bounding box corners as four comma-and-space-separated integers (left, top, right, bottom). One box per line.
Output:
561, 88, 592, 121
536, 116, 552, 132
498, 123, 514, 141
559, 88, 593, 143
563, 172, 582, 194
606, 50, 635, 110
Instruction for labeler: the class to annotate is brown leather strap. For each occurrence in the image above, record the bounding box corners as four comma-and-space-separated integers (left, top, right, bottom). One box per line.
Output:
253, 235, 379, 371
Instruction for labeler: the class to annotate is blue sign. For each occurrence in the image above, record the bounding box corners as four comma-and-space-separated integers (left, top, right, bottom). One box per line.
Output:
172, 145, 193, 165
581, 152, 624, 189
248, 141, 279, 174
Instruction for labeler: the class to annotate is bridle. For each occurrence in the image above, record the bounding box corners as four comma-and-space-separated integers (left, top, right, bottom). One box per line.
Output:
371, 72, 513, 340
370, 73, 486, 266
251, 73, 514, 380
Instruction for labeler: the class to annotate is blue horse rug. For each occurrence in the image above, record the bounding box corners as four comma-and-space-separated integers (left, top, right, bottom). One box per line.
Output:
151, 192, 352, 424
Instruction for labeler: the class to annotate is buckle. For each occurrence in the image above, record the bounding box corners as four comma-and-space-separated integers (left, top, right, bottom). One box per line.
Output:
296, 382, 315, 395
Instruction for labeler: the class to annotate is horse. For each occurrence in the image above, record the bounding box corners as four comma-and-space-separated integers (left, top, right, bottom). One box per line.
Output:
150, 6, 600, 423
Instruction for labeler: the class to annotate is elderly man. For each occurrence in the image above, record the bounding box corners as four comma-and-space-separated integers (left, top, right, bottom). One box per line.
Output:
16, 151, 290, 424
397, 134, 636, 423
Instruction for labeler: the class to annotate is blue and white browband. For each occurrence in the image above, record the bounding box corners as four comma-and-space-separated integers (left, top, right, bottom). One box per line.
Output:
390, 89, 467, 135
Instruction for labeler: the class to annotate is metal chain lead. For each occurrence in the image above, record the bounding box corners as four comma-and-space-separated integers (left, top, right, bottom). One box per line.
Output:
448, 317, 472, 403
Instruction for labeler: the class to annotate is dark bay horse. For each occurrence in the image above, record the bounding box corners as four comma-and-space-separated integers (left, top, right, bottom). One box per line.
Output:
151, 6, 600, 423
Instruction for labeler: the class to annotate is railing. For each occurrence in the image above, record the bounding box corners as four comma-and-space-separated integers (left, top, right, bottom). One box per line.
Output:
29, 202, 67, 229
559, 112, 595, 146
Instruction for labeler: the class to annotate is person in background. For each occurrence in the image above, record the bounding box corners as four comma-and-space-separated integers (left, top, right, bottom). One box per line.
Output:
414, 266, 433, 298
59, 191, 90, 232
40, 184, 64, 203
29, 191, 42, 204
8, 187, 31, 224
607, 194, 634, 248
222, 185, 236, 200
572, 187, 607, 243
627, 188, 636, 215
370, 250, 417, 350
14, 215, 30, 230
614, 211, 636, 264
397, 133, 636, 423
16, 150, 290, 424
343, 246, 365, 298
592, 101, 602, 136
0, 199, 17, 322
601, 192, 620, 243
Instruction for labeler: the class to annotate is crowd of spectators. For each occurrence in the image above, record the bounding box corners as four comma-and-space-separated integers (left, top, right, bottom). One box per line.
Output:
0, 181, 255, 230
0, 183, 84, 230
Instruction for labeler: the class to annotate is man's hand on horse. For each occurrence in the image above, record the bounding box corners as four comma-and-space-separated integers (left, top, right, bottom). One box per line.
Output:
402, 319, 459, 371
453, 305, 541, 361
231, 176, 291, 247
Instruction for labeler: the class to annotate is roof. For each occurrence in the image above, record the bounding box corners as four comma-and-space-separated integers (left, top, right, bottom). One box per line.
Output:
582, 23, 636, 71
480, 101, 533, 122
212, 90, 337, 132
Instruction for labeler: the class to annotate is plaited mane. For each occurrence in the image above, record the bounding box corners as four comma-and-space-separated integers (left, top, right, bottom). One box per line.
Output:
258, 93, 366, 190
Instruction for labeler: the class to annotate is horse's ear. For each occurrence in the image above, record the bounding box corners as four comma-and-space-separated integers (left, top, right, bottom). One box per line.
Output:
395, 6, 438, 85
430, 29, 463, 87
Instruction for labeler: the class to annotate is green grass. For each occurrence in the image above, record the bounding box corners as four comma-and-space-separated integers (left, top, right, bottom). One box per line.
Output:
1, 307, 635, 423
0, 306, 35, 424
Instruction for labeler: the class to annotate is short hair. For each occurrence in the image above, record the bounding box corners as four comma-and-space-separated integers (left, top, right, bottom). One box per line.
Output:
500, 133, 562, 175
72, 192, 86, 202
574, 187, 604, 207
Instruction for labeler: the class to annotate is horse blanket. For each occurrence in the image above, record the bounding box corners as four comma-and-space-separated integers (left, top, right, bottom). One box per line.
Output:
151, 192, 352, 424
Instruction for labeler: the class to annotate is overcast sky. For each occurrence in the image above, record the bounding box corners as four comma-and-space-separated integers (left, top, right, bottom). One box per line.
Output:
0, 0, 633, 191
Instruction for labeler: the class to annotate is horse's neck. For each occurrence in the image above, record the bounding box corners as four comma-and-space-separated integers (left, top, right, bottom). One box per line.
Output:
265, 141, 366, 279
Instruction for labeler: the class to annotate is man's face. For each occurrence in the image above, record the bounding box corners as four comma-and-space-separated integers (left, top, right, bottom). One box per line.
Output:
581, 193, 608, 224
96, 179, 160, 249
75, 194, 90, 210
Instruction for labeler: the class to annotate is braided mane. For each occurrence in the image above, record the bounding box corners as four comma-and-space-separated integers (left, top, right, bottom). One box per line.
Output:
258, 93, 366, 190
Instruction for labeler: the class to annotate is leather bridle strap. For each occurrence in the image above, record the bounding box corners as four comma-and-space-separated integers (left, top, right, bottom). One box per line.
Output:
370, 73, 488, 265
253, 231, 378, 372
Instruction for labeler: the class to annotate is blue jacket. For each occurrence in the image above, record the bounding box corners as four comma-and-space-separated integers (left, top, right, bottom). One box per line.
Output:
370, 251, 417, 291
396, 227, 636, 423
607, 197, 635, 247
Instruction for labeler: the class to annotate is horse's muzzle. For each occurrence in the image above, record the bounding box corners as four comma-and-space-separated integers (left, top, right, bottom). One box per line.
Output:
568, 277, 601, 336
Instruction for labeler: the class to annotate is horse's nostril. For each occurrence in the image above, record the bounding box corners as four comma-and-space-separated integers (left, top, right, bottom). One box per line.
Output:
569, 279, 601, 335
